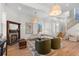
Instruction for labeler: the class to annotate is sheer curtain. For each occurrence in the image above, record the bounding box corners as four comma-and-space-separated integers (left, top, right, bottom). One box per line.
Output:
42, 22, 51, 35
51, 22, 60, 37
0, 4, 2, 37
32, 20, 65, 37
39, 21, 60, 36
0, 19, 2, 37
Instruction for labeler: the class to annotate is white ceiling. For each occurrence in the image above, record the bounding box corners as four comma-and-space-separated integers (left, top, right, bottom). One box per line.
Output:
2, 3, 79, 19
3, 3, 79, 15
22, 3, 79, 14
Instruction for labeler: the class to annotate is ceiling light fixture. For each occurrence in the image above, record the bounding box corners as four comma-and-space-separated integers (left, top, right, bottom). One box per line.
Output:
49, 4, 62, 16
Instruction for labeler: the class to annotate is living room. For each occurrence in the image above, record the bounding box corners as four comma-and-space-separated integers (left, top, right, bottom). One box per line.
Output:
0, 3, 79, 56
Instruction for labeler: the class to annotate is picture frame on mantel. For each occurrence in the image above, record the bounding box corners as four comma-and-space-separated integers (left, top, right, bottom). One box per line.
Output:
25, 23, 33, 34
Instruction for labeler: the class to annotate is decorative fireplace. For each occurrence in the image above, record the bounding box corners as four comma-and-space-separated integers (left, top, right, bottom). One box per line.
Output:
9, 31, 18, 45
7, 21, 20, 45
11, 34, 17, 43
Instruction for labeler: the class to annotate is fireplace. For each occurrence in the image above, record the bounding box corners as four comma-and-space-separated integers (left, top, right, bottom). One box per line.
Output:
9, 33, 18, 45
7, 21, 20, 45
8, 30, 19, 45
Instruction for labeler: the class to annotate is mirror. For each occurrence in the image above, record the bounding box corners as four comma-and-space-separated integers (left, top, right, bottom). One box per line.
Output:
9, 23, 18, 30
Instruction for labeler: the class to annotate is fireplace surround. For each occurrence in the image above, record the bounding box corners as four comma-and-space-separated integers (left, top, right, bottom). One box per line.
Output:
9, 30, 18, 45
7, 21, 20, 45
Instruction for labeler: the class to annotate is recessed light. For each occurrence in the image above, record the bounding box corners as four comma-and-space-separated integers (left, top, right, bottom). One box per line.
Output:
18, 6, 22, 11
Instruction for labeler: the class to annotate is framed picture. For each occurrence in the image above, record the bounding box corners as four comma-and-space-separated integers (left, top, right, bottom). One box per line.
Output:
25, 23, 33, 34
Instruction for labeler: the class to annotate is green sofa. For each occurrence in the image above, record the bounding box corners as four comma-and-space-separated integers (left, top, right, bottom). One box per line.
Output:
35, 38, 51, 54
51, 37, 61, 49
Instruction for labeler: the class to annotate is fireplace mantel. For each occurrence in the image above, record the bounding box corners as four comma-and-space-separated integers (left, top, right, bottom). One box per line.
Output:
7, 21, 21, 45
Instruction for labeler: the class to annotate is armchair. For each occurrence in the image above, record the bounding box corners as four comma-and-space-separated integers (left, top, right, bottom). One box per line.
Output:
51, 37, 61, 49
35, 38, 51, 54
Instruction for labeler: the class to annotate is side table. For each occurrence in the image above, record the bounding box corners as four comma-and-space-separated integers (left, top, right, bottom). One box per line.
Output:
19, 39, 27, 49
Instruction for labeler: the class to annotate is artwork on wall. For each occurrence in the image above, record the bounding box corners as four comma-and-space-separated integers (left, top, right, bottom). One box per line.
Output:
25, 23, 33, 34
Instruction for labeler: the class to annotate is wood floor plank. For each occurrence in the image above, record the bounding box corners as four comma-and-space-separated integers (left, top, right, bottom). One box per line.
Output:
7, 40, 79, 56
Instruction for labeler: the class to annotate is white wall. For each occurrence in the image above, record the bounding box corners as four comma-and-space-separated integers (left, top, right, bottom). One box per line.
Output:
0, 4, 3, 36
2, 3, 34, 39
2, 3, 78, 39
0, 4, 2, 34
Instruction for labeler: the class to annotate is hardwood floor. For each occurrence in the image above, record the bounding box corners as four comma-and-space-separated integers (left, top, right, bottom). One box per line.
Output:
7, 43, 32, 56
7, 40, 79, 56
48, 40, 79, 56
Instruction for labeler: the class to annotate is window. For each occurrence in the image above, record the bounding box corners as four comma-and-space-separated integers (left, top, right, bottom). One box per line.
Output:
0, 19, 2, 36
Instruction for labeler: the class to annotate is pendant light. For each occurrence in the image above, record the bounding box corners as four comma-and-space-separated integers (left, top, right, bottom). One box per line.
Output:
49, 4, 62, 16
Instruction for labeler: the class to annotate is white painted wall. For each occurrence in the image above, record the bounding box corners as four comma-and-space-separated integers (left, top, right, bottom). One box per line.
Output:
1, 3, 78, 39
0, 4, 2, 34
2, 4, 34, 39
0, 4, 3, 37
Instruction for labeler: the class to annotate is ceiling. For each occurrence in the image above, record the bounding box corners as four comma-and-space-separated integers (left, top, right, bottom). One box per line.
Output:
2, 3, 79, 20
22, 3, 79, 14
3, 3, 79, 15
